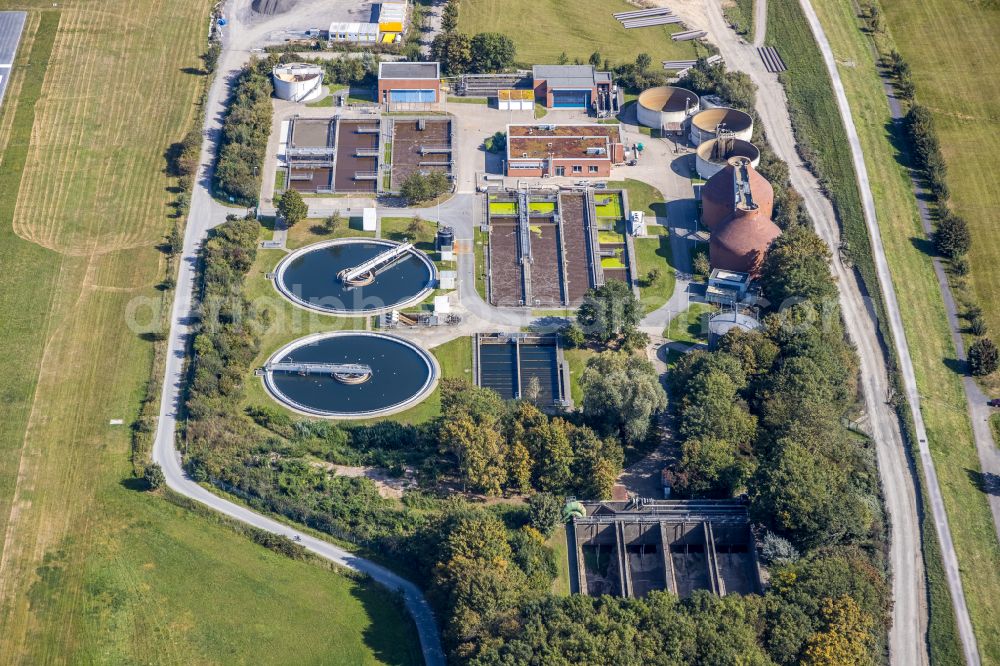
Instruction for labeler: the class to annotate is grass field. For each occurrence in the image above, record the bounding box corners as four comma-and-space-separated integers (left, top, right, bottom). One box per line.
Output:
777, 0, 1000, 661
634, 225, 676, 314
606, 178, 668, 219
0, 3, 420, 661
457, 0, 701, 66
880, 0, 1000, 351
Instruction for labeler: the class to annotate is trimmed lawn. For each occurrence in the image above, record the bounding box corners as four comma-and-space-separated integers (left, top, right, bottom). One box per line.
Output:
286, 217, 375, 249
474, 227, 488, 301
664, 302, 713, 345
458, 0, 699, 65
634, 225, 677, 314
381, 216, 436, 254
780, 0, 1000, 660
606, 178, 667, 219
548, 524, 571, 596
563, 347, 598, 405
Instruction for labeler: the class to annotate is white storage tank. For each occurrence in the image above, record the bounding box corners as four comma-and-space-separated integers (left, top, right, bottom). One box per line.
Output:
272, 63, 325, 103
689, 107, 754, 145
695, 136, 761, 180
636, 86, 699, 133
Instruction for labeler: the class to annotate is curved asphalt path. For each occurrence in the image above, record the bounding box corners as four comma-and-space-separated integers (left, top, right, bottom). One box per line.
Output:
151, 3, 445, 664
795, 0, 980, 661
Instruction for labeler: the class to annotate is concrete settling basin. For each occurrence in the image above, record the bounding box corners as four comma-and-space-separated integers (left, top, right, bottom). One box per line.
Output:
262, 331, 439, 418
274, 238, 436, 315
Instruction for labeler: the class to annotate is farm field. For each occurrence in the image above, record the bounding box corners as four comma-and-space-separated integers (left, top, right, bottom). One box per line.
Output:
880, 0, 1000, 351
458, 0, 701, 66
0, 2, 419, 662
775, 0, 1000, 660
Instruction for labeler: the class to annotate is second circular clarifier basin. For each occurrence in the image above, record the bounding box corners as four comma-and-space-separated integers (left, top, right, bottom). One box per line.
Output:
263, 331, 438, 418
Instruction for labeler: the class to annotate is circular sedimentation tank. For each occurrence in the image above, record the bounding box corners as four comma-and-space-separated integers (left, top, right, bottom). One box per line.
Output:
636, 86, 700, 131
274, 238, 436, 315
263, 331, 439, 418
695, 137, 761, 180
689, 107, 754, 145
708, 311, 762, 348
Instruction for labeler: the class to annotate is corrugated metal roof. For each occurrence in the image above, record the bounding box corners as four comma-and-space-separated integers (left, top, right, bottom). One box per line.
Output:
532, 64, 601, 89
379, 61, 440, 80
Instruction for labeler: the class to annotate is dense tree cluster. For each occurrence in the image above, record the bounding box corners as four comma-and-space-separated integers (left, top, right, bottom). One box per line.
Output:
667, 224, 875, 551
214, 59, 274, 205
579, 352, 667, 445
400, 170, 451, 204
575, 280, 644, 347
431, 25, 516, 76
438, 380, 623, 498
185, 216, 266, 424
468, 548, 887, 666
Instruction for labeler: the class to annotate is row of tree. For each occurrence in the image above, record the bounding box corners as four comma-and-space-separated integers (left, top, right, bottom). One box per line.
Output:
213, 59, 274, 205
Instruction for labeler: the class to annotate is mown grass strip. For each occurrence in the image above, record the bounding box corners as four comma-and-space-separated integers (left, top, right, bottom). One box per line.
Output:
0, 9, 61, 554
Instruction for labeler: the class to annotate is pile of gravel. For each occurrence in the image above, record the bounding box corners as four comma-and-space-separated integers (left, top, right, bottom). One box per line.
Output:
251, 0, 299, 15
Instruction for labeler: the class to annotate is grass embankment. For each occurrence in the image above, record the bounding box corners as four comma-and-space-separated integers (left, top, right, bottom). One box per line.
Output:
880, 0, 1000, 347
547, 525, 571, 596
458, 0, 700, 65
0, 4, 419, 662
775, 0, 1000, 660
475, 227, 488, 300
634, 225, 676, 314
723, 0, 754, 38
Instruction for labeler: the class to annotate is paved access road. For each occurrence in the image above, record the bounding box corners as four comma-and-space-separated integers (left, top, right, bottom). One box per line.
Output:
694, 0, 964, 662
793, 2, 980, 662
151, 2, 445, 664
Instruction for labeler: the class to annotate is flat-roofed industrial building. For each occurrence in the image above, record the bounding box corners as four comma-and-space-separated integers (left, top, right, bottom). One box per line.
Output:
378, 61, 441, 107
532, 65, 618, 115
505, 123, 626, 178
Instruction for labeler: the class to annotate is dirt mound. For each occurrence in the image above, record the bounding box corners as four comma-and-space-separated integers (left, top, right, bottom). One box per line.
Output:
252, 0, 299, 15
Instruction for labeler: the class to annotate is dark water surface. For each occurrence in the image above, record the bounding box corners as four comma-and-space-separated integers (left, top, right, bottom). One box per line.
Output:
279, 241, 432, 312
270, 334, 432, 415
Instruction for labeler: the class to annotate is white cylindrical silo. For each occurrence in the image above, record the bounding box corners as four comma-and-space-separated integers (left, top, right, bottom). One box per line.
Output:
272, 63, 325, 103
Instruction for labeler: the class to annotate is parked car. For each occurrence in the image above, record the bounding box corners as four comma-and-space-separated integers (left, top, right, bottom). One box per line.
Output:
988, 398, 1000, 408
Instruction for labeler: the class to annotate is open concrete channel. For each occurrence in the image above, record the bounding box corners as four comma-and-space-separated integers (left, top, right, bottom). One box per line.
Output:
485, 187, 634, 308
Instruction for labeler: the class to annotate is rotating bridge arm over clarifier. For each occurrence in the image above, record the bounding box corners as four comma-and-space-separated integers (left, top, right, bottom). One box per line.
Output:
338, 242, 415, 284
267, 362, 372, 376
